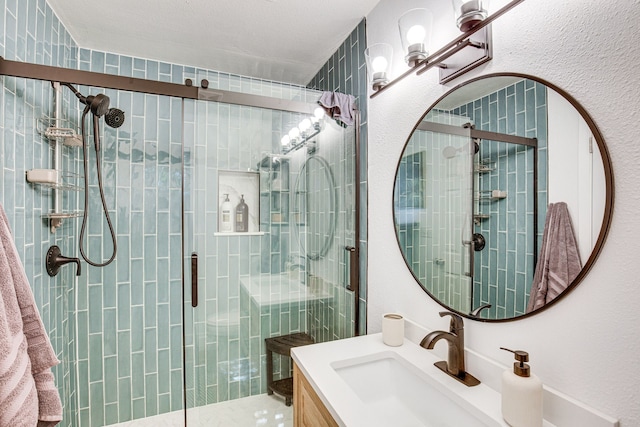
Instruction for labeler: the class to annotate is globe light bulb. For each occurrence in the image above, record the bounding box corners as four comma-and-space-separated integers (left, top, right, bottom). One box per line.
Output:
281, 135, 290, 146
406, 25, 426, 45
299, 118, 311, 132
288, 128, 300, 140
371, 56, 388, 73
314, 107, 325, 120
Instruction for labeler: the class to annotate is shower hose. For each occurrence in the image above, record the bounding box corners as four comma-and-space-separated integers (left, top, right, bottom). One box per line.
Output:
78, 105, 117, 267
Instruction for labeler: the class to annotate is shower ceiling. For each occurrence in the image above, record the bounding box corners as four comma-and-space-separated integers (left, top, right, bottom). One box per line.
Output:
46, 0, 381, 85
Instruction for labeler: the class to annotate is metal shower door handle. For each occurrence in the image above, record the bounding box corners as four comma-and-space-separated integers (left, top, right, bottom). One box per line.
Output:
463, 239, 475, 278
345, 246, 357, 292
191, 253, 198, 308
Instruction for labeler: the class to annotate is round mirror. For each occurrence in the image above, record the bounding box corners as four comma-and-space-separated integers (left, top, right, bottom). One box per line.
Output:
293, 155, 337, 260
393, 73, 614, 321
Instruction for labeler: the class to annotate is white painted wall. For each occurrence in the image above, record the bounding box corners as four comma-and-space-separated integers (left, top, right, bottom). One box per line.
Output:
366, 0, 640, 425
548, 89, 606, 262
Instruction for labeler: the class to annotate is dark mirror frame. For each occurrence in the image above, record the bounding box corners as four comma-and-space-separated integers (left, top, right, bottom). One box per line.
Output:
393, 72, 615, 322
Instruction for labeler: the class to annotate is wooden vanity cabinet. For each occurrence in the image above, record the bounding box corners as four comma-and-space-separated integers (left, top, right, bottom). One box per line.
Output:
293, 362, 339, 427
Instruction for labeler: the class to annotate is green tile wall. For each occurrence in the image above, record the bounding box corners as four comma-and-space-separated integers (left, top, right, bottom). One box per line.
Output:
1, 1, 79, 426
452, 79, 547, 319
306, 18, 368, 336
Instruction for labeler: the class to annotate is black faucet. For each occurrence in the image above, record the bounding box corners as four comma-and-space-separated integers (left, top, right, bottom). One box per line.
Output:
420, 311, 480, 387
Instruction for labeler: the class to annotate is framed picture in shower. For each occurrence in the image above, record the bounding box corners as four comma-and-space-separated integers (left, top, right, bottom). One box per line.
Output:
217, 170, 260, 233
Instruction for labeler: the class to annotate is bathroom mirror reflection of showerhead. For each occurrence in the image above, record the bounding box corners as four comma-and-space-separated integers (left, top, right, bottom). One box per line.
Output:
393, 73, 614, 322
442, 140, 479, 159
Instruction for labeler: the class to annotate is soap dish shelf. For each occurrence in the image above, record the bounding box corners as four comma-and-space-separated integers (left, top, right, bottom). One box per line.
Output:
473, 214, 491, 225
475, 190, 507, 202
42, 212, 83, 220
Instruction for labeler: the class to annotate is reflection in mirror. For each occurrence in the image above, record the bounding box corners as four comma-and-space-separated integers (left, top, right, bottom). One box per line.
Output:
293, 155, 337, 260
394, 74, 613, 321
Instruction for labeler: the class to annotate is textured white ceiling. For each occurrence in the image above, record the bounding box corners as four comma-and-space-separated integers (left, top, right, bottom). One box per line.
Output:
46, 0, 381, 85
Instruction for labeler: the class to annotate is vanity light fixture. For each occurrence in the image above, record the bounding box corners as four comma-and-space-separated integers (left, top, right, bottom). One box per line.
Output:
281, 107, 325, 154
398, 9, 433, 67
369, 0, 525, 97
364, 43, 393, 92
453, 0, 490, 32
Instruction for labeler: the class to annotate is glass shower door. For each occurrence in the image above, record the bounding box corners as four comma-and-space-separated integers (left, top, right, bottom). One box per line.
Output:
395, 126, 474, 314
183, 96, 357, 424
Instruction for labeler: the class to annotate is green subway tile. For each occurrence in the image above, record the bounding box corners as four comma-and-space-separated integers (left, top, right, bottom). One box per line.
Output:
144, 282, 157, 328
117, 283, 131, 330
117, 331, 131, 376
88, 334, 103, 382
104, 356, 118, 404
78, 360, 89, 409
144, 328, 157, 373
105, 403, 119, 425
171, 370, 183, 411
88, 285, 102, 334
79, 408, 90, 426
131, 352, 145, 398
170, 325, 182, 370
89, 381, 105, 426
103, 308, 117, 356
158, 349, 170, 393
131, 306, 144, 352
145, 373, 158, 416
158, 393, 171, 415
132, 398, 145, 420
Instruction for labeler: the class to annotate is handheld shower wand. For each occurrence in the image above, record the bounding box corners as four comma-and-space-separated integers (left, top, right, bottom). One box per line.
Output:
63, 83, 126, 268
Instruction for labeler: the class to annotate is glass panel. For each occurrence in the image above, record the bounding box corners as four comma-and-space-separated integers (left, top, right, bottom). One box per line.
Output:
72, 87, 185, 425
394, 124, 474, 314
183, 99, 357, 423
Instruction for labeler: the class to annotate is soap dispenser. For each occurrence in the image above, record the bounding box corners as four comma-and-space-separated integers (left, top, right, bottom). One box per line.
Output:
220, 194, 233, 232
500, 347, 543, 427
235, 194, 249, 232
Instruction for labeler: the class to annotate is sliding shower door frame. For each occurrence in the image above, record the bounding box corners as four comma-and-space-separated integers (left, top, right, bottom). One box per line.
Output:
417, 120, 538, 314
0, 57, 363, 423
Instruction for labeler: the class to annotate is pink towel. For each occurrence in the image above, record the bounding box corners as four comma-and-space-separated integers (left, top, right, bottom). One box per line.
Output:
526, 202, 582, 312
0, 204, 62, 426
318, 91, 357, 127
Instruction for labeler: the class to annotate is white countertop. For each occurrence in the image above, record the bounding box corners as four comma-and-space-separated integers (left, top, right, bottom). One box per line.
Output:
292, 333, 554, 427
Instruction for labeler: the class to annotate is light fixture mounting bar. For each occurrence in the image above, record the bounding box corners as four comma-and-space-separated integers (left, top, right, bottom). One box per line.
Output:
370, 0, 525, 98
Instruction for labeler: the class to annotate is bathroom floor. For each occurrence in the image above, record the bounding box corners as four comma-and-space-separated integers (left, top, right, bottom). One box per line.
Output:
109, 394, 293, 427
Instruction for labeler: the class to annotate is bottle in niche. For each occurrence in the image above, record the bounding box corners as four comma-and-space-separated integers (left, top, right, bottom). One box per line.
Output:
235, 194, 249, 232
220, 193, 233, 232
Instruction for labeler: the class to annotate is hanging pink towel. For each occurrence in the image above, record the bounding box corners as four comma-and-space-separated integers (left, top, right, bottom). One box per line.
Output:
526, 202, 582, 313
0, 204, 62, 426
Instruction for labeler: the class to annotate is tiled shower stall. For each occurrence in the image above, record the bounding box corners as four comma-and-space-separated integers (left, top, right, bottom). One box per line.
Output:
1, 2, 368, 426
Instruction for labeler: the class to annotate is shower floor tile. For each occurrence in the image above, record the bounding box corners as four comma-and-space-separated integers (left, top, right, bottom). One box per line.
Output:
108, 394, 293, 427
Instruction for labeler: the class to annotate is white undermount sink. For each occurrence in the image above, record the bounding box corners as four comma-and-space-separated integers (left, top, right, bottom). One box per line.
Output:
331, 351, 498, 427
292, 334, 510, 427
